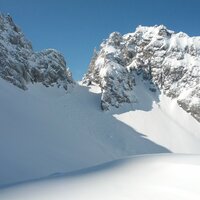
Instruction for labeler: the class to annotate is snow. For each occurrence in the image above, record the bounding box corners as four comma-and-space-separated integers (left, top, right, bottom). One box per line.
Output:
103, 45, 117, 54
0, 154, 200, 200
0, 76, 200, 189
0, 78, 169, 188
113, 76, 200, 153
1, 15, 200, 199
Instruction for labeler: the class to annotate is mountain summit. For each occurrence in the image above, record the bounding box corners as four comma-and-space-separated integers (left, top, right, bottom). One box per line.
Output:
83, 25, 200, 122
1, 15, 199, 122
0, 14, 74, 90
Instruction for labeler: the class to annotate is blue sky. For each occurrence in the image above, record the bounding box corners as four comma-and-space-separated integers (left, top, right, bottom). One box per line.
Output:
1, 0, 200, 80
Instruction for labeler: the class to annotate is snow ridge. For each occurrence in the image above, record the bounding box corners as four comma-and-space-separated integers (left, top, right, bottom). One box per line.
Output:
83, 25, 200, 122
0, 14, 74, 90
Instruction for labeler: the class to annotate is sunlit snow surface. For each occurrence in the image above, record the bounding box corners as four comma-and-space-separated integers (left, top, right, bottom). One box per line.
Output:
0, 78, 200, 199
0, 154, 200, 200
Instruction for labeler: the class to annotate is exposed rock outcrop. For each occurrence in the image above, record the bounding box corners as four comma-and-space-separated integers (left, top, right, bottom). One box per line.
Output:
83, 25, 200, 122
0, 14, 74, 90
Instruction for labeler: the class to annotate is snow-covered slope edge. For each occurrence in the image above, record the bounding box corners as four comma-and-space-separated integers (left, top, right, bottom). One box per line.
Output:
83, 25, 200, 122
0, 154, 200, 200
0, 14, 73, 90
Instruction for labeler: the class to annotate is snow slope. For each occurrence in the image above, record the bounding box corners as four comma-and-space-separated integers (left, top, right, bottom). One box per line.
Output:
0, 154, 200, 200
0, 78, 168, 188
113, 76, 200, 153
0, 76, 200, 188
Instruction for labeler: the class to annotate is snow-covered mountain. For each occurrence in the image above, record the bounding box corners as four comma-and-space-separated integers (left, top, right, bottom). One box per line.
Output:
83, 25, 200, 122
0, 14, 200, 199
0, 14, 73, 90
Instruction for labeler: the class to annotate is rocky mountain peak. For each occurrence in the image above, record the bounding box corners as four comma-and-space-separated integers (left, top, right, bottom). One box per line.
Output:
0, 14, 74, 90
83, 25, 200, 122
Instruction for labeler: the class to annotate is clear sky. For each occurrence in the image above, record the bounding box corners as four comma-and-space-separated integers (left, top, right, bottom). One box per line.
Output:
1, 0, 200, 80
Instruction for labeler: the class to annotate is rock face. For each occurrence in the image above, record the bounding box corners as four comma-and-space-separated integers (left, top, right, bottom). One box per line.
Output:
0, 14, 73, 90
83, 25, 200, 122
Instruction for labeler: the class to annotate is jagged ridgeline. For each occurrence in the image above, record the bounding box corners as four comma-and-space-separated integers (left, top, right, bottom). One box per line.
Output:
83, 25, 200, 122
0, 14, 74, 90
